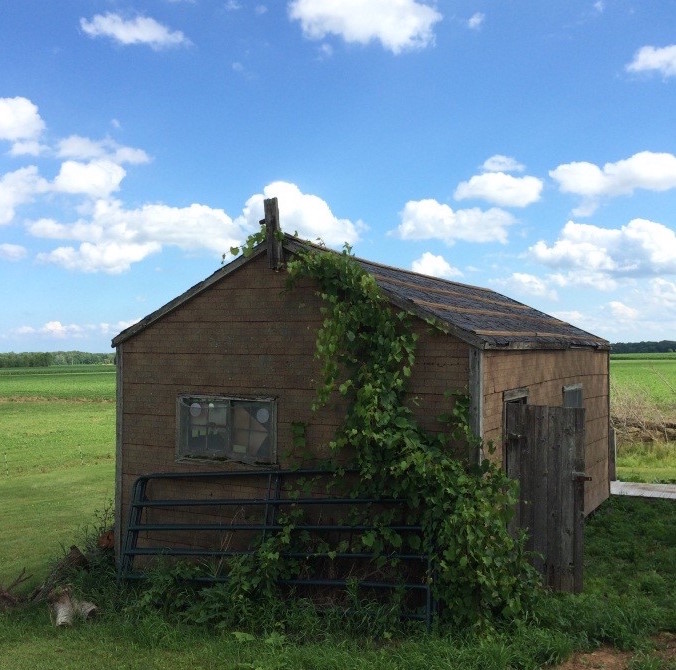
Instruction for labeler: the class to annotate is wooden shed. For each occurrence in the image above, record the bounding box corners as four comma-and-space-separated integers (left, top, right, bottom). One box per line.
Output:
112, 199, 611, 590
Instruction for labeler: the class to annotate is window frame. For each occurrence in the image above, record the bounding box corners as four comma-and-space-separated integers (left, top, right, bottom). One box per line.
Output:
176, 394, 277, 465
563, 383, 583, 409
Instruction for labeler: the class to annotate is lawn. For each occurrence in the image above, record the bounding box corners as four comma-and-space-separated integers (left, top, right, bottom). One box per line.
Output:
0, 365, 115, 586
0, 496, 673, 670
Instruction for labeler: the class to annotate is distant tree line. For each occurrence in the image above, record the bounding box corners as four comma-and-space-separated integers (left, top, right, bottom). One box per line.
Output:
0, 351, 115, 368
610, 340, 676, 354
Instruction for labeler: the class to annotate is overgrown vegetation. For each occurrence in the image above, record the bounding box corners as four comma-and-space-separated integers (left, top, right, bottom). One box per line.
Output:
283, 243, 541, 627
2, 239, 675, 667
2, 496, 673, 670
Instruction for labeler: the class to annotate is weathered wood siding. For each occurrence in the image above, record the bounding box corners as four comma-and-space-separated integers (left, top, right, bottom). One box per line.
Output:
115, 254, 470, 555
481, 348, 609, 513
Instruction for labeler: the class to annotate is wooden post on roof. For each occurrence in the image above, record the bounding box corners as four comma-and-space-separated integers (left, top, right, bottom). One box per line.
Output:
263, 197, 283, 270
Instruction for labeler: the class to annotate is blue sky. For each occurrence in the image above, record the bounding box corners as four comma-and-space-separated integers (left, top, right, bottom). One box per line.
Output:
1, 0, 675, 352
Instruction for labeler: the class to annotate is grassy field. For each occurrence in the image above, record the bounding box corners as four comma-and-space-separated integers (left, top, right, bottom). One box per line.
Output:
610, 354, 676, 410
0, 362, 674, 669
0, 497, 673, 669
609, 354, 676, 483
0, 365, 115, 586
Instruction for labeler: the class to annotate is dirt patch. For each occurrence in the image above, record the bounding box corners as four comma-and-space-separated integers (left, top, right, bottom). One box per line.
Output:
554, 633, 675, 670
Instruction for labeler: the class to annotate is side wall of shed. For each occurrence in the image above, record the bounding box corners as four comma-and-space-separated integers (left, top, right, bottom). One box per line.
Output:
115, 254, 471, 559
480, 348, 610, 513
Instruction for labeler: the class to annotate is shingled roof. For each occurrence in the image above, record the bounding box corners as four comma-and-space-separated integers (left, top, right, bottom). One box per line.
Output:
113, 234, 609, 352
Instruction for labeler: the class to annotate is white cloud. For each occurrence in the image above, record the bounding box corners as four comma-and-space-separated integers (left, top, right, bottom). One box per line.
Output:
552, 309, 584, 324
0, 243, 27, 261
550, 151, 676, 214
482, 155, 524, 173
454, 172, 543, 207
53, 160, 127, 198
467, 12, 484, 30
0, 97, 45, 143
288, 0, 442, 54
57, 135, 150, 165
395, 199, 515, 245
80, 13, 191, 49
29, 181, 357, 273
609, 300, 639, 321
255, 5, 268, 15
411, 252, 463, 279
548, 270, 618, 292
530, 219, 676, 277
318, 43, 334, 59
0, 166, 49, 225
14, 319, 138, 340
235, 181, 363, 247
37, 241, 163, 274
497, 272, 557, 300
225, 0, 242, 9
45, 321, 84, 338
626, 44, 676, 78
651, 277, 676, 306
9, 140, 46, 157
31, 197, 244, 273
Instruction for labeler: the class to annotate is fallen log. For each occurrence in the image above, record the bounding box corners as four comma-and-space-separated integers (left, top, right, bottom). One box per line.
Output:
30, 546, 89, 603
0, 568, 32, 611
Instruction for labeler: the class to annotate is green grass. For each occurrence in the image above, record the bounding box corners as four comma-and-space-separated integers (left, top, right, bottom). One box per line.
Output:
0, 364, 675, 669
610, 356, 676, 411
610, 353, 676, 483
1, 497, 673, 670
0, 365, 115, 586
616, 442, 676, 484
0, 364, 115, 401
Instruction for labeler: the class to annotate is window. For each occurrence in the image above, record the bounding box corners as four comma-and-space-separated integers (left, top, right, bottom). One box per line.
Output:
503, 388, 528, 476
563, 384, 583, 408
177, 395, 276, 464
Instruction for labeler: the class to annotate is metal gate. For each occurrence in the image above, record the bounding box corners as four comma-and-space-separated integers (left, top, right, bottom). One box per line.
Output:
505, 404, 588, 592
118, 469, 435, 626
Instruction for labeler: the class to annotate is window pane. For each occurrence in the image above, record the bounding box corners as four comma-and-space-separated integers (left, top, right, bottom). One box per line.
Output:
563, 386, 583, 408
231, 401, 272, 461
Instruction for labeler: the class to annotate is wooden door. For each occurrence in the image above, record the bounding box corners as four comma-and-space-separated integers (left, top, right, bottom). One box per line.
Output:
505, 404, 586, 592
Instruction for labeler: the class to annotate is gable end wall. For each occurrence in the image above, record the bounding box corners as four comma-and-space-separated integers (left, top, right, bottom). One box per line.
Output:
115, 255, 472, 557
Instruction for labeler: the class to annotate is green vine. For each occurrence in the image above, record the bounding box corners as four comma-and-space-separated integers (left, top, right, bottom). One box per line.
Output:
224, 223, 267, 262
287, 243, 541, 627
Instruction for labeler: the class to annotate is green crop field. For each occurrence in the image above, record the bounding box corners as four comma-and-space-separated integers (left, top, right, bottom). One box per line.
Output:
609, 353, 676, 483
0, 365, 116, 586
609, 354, 676, 410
